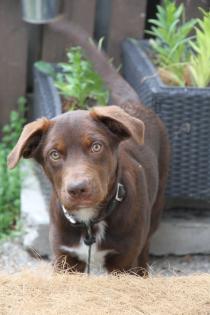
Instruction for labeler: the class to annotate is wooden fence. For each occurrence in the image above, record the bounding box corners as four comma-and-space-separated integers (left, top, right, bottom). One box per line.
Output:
0, 0, 209, 130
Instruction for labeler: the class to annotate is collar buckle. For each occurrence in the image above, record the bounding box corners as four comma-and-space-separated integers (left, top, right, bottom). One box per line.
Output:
115, 183, 125, 202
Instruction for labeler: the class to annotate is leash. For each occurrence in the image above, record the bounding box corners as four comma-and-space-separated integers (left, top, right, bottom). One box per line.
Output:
61, 182, 126, 275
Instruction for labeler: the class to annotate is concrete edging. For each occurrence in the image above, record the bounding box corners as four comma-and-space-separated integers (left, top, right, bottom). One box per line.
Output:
21, 161, 51, 257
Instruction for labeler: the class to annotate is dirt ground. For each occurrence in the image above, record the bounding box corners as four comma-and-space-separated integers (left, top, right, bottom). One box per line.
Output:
0, 238, 210, 276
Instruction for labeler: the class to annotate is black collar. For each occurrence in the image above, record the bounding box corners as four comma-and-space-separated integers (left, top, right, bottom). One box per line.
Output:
61, 182, 126, 246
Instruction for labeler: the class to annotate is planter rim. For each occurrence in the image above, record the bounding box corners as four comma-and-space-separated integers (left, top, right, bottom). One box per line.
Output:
128, 38, 210, 94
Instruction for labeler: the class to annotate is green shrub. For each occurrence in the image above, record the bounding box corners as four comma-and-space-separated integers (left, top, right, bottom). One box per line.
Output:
147, 0, 196, 86
148, 1, 210, 87
189, 9, 210, 87
0, 97, 26, 239
35, 46, 109, 109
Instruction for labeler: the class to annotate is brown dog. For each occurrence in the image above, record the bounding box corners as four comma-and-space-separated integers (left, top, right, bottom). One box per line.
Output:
8, 20, 170, 275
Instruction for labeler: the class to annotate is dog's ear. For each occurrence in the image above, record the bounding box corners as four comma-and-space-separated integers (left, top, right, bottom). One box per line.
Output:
7, 118, 52, 169
90, 105, 144, 145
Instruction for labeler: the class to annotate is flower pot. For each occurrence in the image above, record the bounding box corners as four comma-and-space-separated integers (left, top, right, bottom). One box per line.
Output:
21, 0, 63, 24
122, 39, 210, 207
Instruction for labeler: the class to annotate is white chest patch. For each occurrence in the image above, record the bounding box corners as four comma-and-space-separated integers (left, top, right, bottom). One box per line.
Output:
73, 207, 97, 223
60, 220, 111, 275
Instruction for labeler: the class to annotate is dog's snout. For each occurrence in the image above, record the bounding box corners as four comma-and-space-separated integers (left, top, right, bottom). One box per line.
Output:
67, 180, 89, 198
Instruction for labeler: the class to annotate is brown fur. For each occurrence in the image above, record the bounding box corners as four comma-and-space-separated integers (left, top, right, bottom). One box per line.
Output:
7, 19, 170, 274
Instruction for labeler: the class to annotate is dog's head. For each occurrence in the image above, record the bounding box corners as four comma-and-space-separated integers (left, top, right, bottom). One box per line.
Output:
8, 106, 144, 222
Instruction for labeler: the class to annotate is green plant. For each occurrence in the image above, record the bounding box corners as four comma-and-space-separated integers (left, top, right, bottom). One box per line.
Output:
147, 0, 196, 86
189, 9, 210, 87
35, 46, 109, 109
0, 97, 26, 239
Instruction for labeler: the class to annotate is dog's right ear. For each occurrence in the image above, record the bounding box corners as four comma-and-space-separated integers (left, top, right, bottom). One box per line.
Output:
7, 118, 52, 169
90, 105, 144, 145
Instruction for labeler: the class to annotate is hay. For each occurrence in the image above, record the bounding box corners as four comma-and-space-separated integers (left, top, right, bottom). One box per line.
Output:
0, 264, 210, 315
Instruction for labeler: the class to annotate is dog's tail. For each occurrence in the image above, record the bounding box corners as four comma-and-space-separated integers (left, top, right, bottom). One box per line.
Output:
49, 18, 143, 113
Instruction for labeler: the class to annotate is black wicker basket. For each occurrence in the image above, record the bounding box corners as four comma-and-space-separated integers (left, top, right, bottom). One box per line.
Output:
122, 39, 210, 205
33, 66, 62, 119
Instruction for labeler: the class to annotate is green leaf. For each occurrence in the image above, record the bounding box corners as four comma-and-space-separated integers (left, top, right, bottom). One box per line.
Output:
189, 10, 210, 87
146, 0, 196, 86
52, 46, 109, 107
0, 96, 26, 239
35, 61, 55, 77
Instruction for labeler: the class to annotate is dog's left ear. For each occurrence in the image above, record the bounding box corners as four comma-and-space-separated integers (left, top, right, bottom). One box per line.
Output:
90, 105, 145, 144
7, 118, 52, 169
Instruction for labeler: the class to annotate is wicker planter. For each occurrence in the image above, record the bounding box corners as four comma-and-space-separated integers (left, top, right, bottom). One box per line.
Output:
122, 39, 210, 206
33, 66, 62, 119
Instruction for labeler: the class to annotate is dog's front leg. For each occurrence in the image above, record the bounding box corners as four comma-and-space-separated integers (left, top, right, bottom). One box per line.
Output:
105, 250, 149, 276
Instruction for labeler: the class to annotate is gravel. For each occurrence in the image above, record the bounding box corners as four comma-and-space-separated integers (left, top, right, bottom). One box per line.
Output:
0, 239, 40, 273
149, 255, 210, 276
0, 238, 210, 275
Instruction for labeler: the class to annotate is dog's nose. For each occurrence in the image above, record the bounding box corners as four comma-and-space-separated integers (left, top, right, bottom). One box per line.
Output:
67, 180, 89, 198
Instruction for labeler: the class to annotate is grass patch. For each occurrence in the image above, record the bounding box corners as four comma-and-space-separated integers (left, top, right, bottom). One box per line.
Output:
0, 97, 26, 240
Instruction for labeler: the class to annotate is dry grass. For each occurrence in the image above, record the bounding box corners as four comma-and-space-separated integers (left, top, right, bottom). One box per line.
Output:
0, 264, 210, 315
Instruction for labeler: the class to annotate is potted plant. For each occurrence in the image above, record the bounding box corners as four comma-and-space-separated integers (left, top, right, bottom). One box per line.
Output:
33, 46, 109, 119
122, 1, 210, 206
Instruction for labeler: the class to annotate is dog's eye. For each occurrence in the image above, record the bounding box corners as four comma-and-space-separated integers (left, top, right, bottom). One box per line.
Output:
49, 149, 61, 160
91, 142, 102, 153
